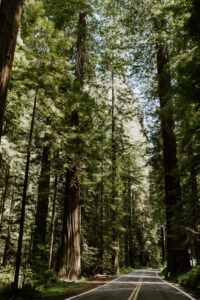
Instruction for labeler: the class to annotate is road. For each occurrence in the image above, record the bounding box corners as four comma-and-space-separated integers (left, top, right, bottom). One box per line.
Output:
65, 269, 196, 300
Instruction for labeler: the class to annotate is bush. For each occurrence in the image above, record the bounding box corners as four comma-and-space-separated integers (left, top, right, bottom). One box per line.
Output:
120, 267, 134, 275
176, 267, 200, 291
81, 245, 99, 275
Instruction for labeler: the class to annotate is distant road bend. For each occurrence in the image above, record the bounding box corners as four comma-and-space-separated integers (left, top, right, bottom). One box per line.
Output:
65, 269, 196, 300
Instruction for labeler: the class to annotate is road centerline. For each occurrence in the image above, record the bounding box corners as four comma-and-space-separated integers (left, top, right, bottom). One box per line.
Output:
127, 285, 138, 300
128, 272, 144, 300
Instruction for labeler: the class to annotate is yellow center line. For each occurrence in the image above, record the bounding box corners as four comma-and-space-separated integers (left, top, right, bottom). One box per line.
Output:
132, 278, 143, 300
128, 273, 144, 300
127, 285, 138, 300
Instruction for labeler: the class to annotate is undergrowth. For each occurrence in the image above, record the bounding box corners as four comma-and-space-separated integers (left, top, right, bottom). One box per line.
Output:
175, 267, 200, 293
0, 267, 85, 299
120, 267, 134, 275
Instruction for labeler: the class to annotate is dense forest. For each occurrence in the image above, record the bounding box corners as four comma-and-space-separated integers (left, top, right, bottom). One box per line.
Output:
0, 0, 200, 299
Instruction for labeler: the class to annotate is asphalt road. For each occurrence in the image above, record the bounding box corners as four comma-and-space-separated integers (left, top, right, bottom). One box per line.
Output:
65, 269, 196, 300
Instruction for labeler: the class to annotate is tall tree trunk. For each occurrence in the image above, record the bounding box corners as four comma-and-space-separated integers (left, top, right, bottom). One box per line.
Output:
57, 168, 81, 279
57, 12, 87, 280
123, 184, 129, 267
0, 164, 10, 231
27, 201, 38, 267
48, 171, 58, 269
99, 162, 104, 274
127, 174, 132, 267
130, 189, 135, 268
181, 110, 200, 264
160, 226, 165, 265
111, 73, 120, 275
32, 122, 51, 261
0, 0, 23, 142
13, 87, 38, 291
0, 121, 6, 166
156, 19, 190, 276
3, 178, 16, 266
188, 143, 200, 264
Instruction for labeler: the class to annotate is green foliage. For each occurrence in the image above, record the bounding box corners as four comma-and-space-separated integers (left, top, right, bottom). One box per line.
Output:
0, 267, 85, 299
81, 244, 99, 276
39, 281, 85, 298
120, 267, 134, 275
175, 267, 200, 292
35, 270, 85, 298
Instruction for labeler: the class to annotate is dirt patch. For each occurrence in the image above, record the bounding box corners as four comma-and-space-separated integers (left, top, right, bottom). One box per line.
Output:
45, 275, 118, 300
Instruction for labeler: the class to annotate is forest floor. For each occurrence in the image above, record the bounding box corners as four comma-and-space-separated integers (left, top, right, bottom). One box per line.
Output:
43, 275, 119, 300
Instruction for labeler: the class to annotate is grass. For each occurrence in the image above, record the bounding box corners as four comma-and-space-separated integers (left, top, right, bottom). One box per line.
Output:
120, 267, 134, 275
39, 280, 85, 298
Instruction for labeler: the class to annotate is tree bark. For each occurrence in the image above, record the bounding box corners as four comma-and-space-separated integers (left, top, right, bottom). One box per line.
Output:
57, 168, 81, 279
57, 12, 87, 280
32, 122, 51, 261
156, 19, 190, 276
127, 174, 132, 267
48, 171, 58, 269
188, 142, 200, 265
130, 190, 135, 268
160, 226, 165, 265
99, 161, 104, 274
181, 110, 200, 265
111, 73, 120, 275
123, 183, 129, 267
0, 0, 23, 142
13, 87, 38, 291
0, 164, 10, 231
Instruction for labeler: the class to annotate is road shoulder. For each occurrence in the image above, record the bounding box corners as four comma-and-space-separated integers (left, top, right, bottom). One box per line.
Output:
43, 275, 119, 300
158, 273, 200, 300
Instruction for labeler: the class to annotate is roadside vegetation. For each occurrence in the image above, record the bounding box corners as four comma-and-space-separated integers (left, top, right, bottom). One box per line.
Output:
0, 266, 85, 299
175, 268, 200, 295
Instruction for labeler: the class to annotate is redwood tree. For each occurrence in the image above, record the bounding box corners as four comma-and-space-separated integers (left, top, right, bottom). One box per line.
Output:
156, 18, 190, 276
32, 125, 51, 262
57, 12, 87, 280
13, 88, 38, 291
111, 73, 120, 275
0, 0, 23, 141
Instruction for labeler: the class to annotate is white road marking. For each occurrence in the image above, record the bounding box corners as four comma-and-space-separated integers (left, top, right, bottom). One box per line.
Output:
156, 272, 196, 300
64, 275, 123, 300
122, 275, 161, 279
65, 270, 197, 300
65, 271, 145, 300
110, 281, 167, 285
133, 269, 159, 273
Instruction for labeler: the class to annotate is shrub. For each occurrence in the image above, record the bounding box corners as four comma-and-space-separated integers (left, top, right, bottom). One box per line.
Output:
176, 267, 200, 291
